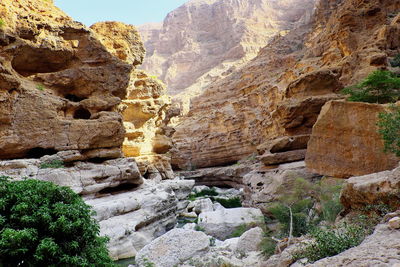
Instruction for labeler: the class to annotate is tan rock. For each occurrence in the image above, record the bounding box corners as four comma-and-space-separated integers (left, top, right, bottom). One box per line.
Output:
306, 100, 399, 178
0, 0, 147, 160
388, 217, 400, 229
260, 149, 307, 166
340, 166, 400, 212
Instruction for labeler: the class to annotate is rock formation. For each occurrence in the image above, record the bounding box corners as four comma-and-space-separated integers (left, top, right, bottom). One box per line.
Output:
0, 0, 142, 160
306, 100, 399, 178
171, 0, 400, 170
138, 0, 316, 101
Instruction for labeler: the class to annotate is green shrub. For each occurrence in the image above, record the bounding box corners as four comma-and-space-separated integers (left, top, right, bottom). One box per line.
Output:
378, 106, 400, 156
188, 187, 219, 200
293, 223, 366, 263
0, 177, 115, 266
260, 236, 277, 257
36, 84, 45, 91
212, 197, 242, 208
341, 70, 400, 103
319, 182, 343, 222
230, 224, 248, 238
0, 19, 4, 29
39, 160, 65, 169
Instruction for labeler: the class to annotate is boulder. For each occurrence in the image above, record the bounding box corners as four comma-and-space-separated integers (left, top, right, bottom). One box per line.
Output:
198, 207, 265, 240
340, 166, 400, 212
260, 149, 307, 166
306, 100, 399, 178
236, 227, 264, 253
389, 217, 400, 229
135, 229, 210, 267
190, 198, 214, 214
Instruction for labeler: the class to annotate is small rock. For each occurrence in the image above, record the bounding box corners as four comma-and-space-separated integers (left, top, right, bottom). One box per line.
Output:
180, 212, 198, 218
213, 202, 225, 211
193, 198, 214, 214
182, 223, 197, 230
236, 227, 264, 253
389, 217, 400, 229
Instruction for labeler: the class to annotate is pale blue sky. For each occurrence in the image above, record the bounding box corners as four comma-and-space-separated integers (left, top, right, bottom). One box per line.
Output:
55, 0, 188, 26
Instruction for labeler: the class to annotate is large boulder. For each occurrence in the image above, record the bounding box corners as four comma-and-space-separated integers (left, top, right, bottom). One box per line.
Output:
340, 166, 400, 212
306, 100, 399, 178
198, 207, 265, 240
135, 229, 210, 267
236, 227, 264, 253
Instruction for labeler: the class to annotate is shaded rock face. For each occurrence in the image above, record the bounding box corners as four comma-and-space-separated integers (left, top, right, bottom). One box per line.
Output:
306, 100, 399, 178
0, 157, 194, 260
139, 0, 316, 98
340, 166, 400, 213
0, 0, 146, 160
172, 0, 400, 170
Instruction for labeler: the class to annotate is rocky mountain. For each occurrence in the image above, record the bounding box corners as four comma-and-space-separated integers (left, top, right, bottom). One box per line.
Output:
138, 0, 316, 108
172, 0, 400, 170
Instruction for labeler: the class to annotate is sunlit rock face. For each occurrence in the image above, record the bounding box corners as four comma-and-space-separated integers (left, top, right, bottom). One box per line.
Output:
0, 1, 144, 160
171, 0, 400, 170
138, 0, 316, 105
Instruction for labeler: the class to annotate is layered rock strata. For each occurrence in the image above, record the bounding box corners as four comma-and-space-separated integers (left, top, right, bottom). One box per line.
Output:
306, 100, 399, 178
0, 156, 194, 260
0, 1, 145, 160
172, 0, 400, 169
139, 0, 316, 98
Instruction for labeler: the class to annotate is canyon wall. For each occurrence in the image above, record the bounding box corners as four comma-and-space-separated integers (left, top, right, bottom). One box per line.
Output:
172, 0, 400, 170
138, 0, 316, 108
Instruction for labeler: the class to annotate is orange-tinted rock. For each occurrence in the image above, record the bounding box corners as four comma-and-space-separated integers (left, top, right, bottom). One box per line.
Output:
306, 100, 399, 178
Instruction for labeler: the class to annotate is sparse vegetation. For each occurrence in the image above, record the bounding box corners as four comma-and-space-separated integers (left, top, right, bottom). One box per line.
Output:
39, 159, 65, 169
230, 224, 248, 238
0, 18, 5, 29
378, 105, 400, 156
36, 84, 45, 91
188, 187, 219, 200
0, 177, 115, 266
212, 197, 242, 208
341, 70, 400, 103
260, 236, 278, 257
293, 223, 367, 263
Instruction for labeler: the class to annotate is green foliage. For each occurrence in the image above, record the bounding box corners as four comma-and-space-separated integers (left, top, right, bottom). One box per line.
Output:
36, 84, 45, 91
319, 182, 343, 222
39, 160, 65, 169
390, 54, 400, 68
230, 224, 248, 238
341, 70, 400, 103
0, 19, 4, 29
378, 106, 400, 157
0, 178, 115, 266
212, 197, 242, 208
293, 223, 367, 263
194, 225, 205, 232
188, 187, 219, 200
260, 236, 277, 257
209, 237, 216, 247
142, 258, 155, 267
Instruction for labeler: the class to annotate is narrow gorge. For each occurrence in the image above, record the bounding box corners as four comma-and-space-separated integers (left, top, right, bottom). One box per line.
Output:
1, 0, 400, 266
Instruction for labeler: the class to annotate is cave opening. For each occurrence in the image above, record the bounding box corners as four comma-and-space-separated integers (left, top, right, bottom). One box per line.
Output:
97, 183, 140, 195
73, 108, 91, 120
26, 147, 58, 159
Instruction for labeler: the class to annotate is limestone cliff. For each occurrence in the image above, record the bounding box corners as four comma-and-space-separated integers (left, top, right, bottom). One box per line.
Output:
172, 0, 400, 170
138, 0, 316, 105
0, 0, 143, 160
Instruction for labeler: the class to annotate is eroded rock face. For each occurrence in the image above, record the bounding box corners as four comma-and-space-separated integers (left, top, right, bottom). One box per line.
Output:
172, 0, 400, 169
0, 0, 145, 160
139, 0, 316, 98
306, 100, 399, 178
340, 166, 400, 213
0, 157, 194, 260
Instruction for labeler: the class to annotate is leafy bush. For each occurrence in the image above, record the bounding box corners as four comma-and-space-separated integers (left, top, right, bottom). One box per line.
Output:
0, 19, 4, 29
0, 177, 115, 266
212, 197, 242, 208
293, 223, 367, 263
341, 70, 400, 103
188, 187, 218, 200
230, 224, 248, 238
39, 160, 65, 169
378, 106, 400, 156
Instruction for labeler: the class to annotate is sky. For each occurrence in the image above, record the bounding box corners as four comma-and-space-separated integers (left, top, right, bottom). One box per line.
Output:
54, 0, 188, 26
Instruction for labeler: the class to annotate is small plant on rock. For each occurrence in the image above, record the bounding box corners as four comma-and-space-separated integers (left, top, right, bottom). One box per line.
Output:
0, 18, 5, 29
36, 84, 45, 91
341, 70, 400, 103
39, 159, 65, 169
